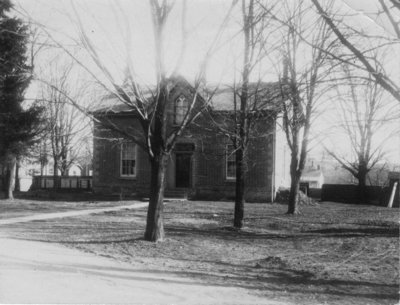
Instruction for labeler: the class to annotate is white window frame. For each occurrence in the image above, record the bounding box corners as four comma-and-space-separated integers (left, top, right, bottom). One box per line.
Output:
120, 142, 137, 178
226, 144, 236, 180
174, 95, 188, 125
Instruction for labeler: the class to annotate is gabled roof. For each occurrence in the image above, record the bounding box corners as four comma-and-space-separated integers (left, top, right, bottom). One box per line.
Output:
91, 86, 154, 114
92, 75, 195, 115
92, 77, 286, 115
301, 169, 323, 178
208, 82, 285, 112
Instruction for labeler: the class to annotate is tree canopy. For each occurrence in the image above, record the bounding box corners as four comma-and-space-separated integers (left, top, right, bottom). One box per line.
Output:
0, 0, 42, 198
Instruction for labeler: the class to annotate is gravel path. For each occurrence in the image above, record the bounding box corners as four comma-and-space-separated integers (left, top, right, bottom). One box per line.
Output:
0, 201, 148, 225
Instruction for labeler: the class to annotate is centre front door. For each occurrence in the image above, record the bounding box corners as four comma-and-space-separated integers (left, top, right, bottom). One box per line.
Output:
175, 153, 191, 188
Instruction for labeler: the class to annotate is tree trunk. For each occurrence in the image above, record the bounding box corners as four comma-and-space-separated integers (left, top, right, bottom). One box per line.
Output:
1, 172, 5, 193
233, 0, 252, 229
15, 160, 20, 192
5, 155, 16, 200
40, 143, 47, 176
287, 173, 300, 214
287, 153, 300, 214
53, 160, 58, 188
144, 153, 169, 242
61, 165, 68, 177
357, 171, 368, 204
234, 147, 245, 228
40, 161, 44, 176
60, 154, 69, 176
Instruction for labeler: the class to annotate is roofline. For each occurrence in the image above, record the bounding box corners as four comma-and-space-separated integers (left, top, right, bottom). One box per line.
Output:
91, 110, 139, 118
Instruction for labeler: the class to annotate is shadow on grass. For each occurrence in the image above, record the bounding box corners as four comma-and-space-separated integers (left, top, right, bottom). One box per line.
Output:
10, 252, 398, 302
307, 227, 399, 237
13, 191, 146, 203
8, 221, 399, 246
7, 224, 398, 304
82, 258, 399, 302
166, 225, 293, 240
164, 225, 399, 240
9, 235, 145, 245
61, 237, 145, 244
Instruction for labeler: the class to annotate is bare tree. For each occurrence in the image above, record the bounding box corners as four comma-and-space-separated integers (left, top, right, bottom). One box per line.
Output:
326, 65, 397, 202
311, 0, 400, 103
368, 162, 400, 187
38, 62, 90, 179
32, 0, 236, 241
232, 0, 254, 229
272, 0, 338, 214
207, 0, 279, 228
30, 140, 50, 176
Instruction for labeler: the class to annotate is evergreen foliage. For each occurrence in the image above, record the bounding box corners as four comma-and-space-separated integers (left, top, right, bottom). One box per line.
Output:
0, 0, 42, 159
0, 0, 43, 197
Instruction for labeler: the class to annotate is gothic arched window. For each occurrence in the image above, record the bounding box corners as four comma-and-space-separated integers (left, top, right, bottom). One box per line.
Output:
174, 95, 187, 125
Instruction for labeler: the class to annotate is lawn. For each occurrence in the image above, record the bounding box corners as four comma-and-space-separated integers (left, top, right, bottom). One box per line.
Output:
0, 196, 132, 219
2, 200, 399, 305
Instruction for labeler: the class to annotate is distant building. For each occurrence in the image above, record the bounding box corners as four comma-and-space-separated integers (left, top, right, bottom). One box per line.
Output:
300, 168, 324, 188
303, 152, 399, 187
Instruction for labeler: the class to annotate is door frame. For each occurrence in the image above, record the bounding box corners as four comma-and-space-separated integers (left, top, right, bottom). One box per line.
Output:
175, 152, 192, 188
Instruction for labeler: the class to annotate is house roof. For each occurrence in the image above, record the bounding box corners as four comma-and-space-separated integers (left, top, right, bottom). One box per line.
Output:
92, 77, 286, 115
208, 82, 285, 112
301, 169, 323, 179
93, 101, 134, 114
92, 88, 153, 114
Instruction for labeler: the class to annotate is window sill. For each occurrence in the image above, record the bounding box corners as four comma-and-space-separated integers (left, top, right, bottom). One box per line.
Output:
119, 176, 137, 180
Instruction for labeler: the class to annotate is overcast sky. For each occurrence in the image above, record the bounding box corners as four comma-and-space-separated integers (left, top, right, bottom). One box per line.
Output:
15, 0, 398, 82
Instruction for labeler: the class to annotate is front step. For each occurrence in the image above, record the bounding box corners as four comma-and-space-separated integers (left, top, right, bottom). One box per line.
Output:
164, 188, 188, 199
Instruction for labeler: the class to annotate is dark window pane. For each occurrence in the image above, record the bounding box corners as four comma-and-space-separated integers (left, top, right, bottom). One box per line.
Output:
121, 143, 136, 176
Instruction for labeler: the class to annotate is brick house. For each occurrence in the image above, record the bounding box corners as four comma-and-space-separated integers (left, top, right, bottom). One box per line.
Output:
92, 77, 288, 202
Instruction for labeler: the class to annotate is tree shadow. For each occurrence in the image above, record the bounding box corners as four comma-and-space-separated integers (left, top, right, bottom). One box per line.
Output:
6, 225, 398, 304
7, 233, 145, 245
307, 227, 399, 237
156, 258, 398, 302
165, 224, 399, 240
14, 191, 145, 203
165, 225, 295, 241
11, 253, 396, 302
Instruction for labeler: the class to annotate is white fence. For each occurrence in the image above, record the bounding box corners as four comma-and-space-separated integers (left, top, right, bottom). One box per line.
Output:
32, 176, 92, 190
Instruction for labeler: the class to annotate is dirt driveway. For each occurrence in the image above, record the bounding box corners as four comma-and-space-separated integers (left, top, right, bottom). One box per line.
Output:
0, 204, 283, 304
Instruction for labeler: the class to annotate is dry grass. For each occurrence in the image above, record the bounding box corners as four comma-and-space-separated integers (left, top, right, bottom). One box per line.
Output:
2, 200, 399, 305
0, 197, 134, 219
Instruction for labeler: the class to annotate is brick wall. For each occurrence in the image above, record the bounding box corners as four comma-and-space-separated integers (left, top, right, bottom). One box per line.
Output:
92, 95, 277, 202
186, 114, 275, 202
92, 118, 144, 195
